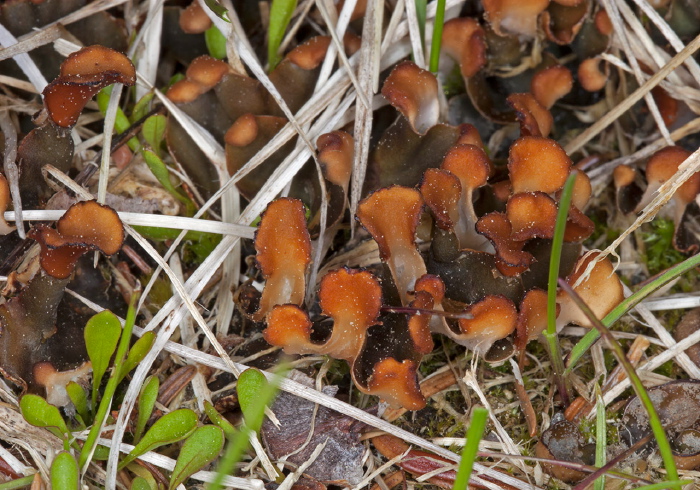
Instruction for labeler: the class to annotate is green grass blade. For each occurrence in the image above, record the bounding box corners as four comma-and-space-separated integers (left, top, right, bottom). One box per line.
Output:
268, 0, 298, 69
558, 279, 681, 490
543, 173, 576, 404
631, 481, 693, 490
566, 251, 700, 374
594, 387, 606, 490
428, 0, 446, 73
453, 407, 488, 490
0, 475, 36, 490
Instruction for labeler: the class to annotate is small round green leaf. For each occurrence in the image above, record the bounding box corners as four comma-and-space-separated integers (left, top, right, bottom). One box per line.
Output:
169, 425, 224, 490
50, 452, 78, 490
84, 310, 121, 396
20, 394, 69, 437
237, 369, 268, 426
118, 409, 198, 469
205, 25, 227, 60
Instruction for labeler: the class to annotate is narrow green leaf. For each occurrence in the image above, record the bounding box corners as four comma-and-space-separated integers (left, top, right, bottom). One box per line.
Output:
66, 382, 90, 425
0, 474, 35, 490
142, 150, 181, 197
428, 0, 446, 73
131, 93, 155, 123
205, 25, 227, 60
20, 394, 69, 438
203, 0, 229, 22
50, 452, 78, 490
594, 388, 606, 490
118, 331, 156, 383
453, 407, 488, 490
142, 115, 167, 155
97, 87, 130, 134
141, 150, 195, 214
134, 375, 160, 444
97, 87, 139, 151
268, 0, 298, 69
204, 401, 236, 436
131, 477, 152, 490
118, 409, 198, 469
84, 310, 122, 409
632, 481, 693, 490
169, 426, 225, 490
237, 368, 268, 427
543, 173, 576, 405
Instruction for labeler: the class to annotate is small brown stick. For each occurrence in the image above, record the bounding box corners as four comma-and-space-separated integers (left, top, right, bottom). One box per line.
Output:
514, 379, 538, 437
157, 365, 197, 407
369, 470, 406, 490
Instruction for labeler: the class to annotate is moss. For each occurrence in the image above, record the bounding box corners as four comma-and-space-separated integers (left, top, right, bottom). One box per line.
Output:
140, 273, 172, 312
442, 64, 465, 99
642, 219, 687, 276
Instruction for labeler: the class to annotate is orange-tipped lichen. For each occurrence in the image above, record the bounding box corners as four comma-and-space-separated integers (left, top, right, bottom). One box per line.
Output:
356, 187, 427, 305
507, 93, 553, 138
508, 137, 572, 194
420, 168, 462, 231
254, 198, 311, 321
43, 46, 136, 127
317, 130, 354, 193
507, 192, 558, 241
381, 61, 440, 135
30, 201, 124, 279
531, 65, 573, 109
456, 295, 518, 354
364, 358, 425, 410
441, 18, 487, 79
482, 0, 550, 37
179, 0, 212, 34
476, 212, 534, 275
440, 144, 492, 250
578, 58, 608, 92
556, 253, 624, 330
